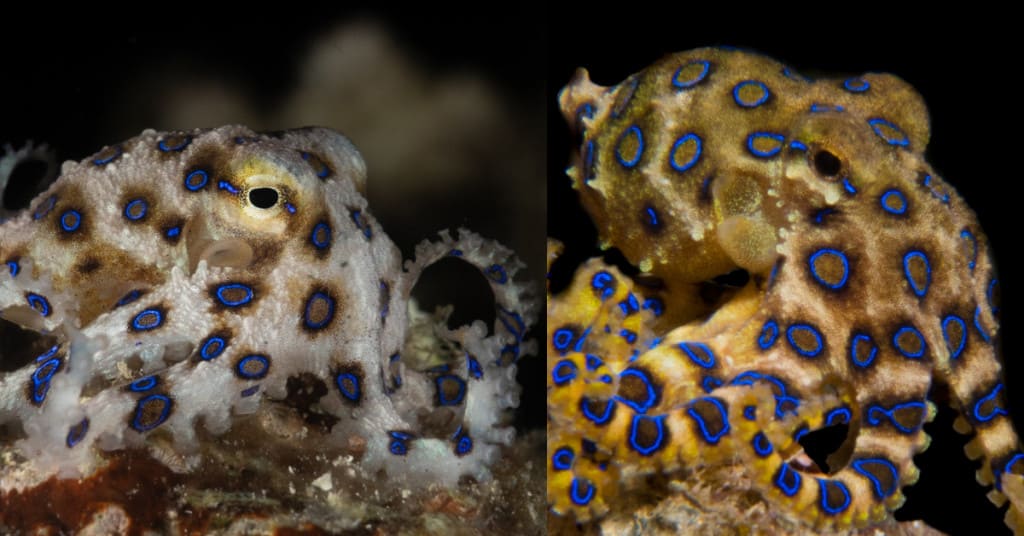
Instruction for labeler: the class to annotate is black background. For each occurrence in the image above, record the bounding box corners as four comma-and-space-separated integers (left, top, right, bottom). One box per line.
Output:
549, 15, 1019, 536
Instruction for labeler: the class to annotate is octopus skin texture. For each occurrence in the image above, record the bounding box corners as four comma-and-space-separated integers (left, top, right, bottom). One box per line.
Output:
0, 125, 536, 493
547, 47, 1024, 533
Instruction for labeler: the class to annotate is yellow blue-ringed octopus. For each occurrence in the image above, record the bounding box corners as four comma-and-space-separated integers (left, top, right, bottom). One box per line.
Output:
0, 125, 535, 492
547, 47, 1024, 533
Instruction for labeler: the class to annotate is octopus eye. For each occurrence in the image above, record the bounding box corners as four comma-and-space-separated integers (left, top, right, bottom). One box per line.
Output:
248, 187, 279, 209
812, 149, 842, 178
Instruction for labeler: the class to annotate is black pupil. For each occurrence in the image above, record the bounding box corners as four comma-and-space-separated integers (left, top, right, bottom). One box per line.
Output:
249, 188, 279, 208
813, 150, 842, 177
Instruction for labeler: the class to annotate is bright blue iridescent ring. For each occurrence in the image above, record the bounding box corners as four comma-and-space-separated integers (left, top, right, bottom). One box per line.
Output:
131, 394, 172, 432
868, 117, 910, 147
808, 248, 850, 290
26, 293, 51, 316
892, 325, 926, 359
615, 125, 644, 168
310, 222, 331, 250
123, 199, 148, 221
215, 283, 254, 307
818, 479, 852, 515
942, 314, 967, 360
33, 195, 56, 220
388, 431, 413, 456
849, 332, 878, 368
336, 372, 361, 402
851, 458, 899, 499
732, 80, 770, 108
826, 407, 852, 425
671, 59, 710, 89
552, 328, 574, 352
775, 463, 801, 496
880, 189, 908, 215
157, 135, 192, 152
92, 145, 122, 165
961, 229, 978, 270
843, 77, 870, 92
678, 341, 715, 368
1001, 454, 1024, 491
615, 368, 658, 413
669, 132, 702, 173
455, 434, 472, 456
131, 308, 164, 331
570, 478, 595, 505
628, 414, 667, 456
200, 335, 226, 360
552, 447, 574, 471
486, 264, 508, 284
303, 291, 336, 330
752, 432, 773, 457
59, 210, 82, 232
591, 271, 615, 299
66, 418, 89, 448
129, 375, 158, 392
746, 131, 785, 158
435, 375, 467, 406
7, 259, 19, 277
902, 250, 931, 298
786, 323, 824, 358
687, 397, 730, 444
236, 354, 270, 379
973, 383, 1009, 423
184, 169, 209, 191
758, 319, 779, 349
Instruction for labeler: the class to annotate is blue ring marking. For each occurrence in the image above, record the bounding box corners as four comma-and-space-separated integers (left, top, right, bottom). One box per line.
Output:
868, 118, 910, 146
467, 354, 483, 379
790, 140, 808, 151
865, 401, 927, 433
628, 414, 667, 456
642, 297, 664, 317
301, 152, 331, 179
184, 170, 209, 191
1000, 453, 1024, 491
678, 341, 715, 368
455, 434, 473, 456
618, 293, 640, 315
758, 319, 779, 349
808, 248, 850, 290
892, 325, 926, 359
448, 248, 463, 257
59, 209, 82, 232
336, 372, 361, 402
486, 264, 508, 284
115, 290, 143, 308
743, 405, 757, 421
236, 354, 270, 379
218, 180, 240, 194
552, 328, 574, 352
793, 425, 809, 442
850, 332, 878, 368
961, 229, 978, 271
497, 306, 526, 341
6, 259, 19, 277
575, 102, 594, 127
752, 431, 773, 457
123, 199, 148, 221
812, 208, 836, 225
350, 210, 372, 239
644, 206, 660, 229
131, 308, 164, 331
851, 458, 898, 499
32, 357, 61, 385
26, 293, 51, 316
975, 306, 992, 343
199, 335, 226, 360
669, 133, 702, 173
304, 291, 335, 330
902, 250, 931, 298
33, 195, 56, 220
435, 375, 467, 406
818, 479, 852, 515
942, 314, 967, 360
240, 385, 260, 397
746, 132, 785, 158
615, 368, 658, 413
843, 77, 870, 92
733, 80, 770, 108
826, 407, 852, 425
157, 135, 192, 152
974, 383, 1009, 423
585, 353, 604, 371
775, 463, 802, 496
92, 145, 122, 165
619, 329, 637, 344
388, 431, 413, 456
129, 375, 158, 392
880, 189, 908, 215
131, 394, 173, 432
552, 447, 574, 471
570, 478, 596, 506
989, 278, 1000, 314
672, 59, 710, 89
35, 345, 59, 362
284, 202, 296, 214
687, 397, 730, 444
921, 173, 950, 203
786, 323, 824, 358
581, 397, 616, 425
215, 283, 254, 307
66, 418, 89, 448
310, 222, 331, 250
810, 103, 845, 113
165, 226, 181, 239
701, 375, 723, 393
615, 125, 644, 168
592, 271, 614, 299
842, 178, 857, 195
583, 140, 596, 182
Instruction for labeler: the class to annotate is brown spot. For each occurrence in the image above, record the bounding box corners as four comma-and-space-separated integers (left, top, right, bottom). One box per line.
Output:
630, 415, 668, 455
74, 256, 102, 275
300, 284, 341, 335
688, 397, 729, 444
331, 362, 365, 406
130, 394, 173, 432
617, 366, 660, 411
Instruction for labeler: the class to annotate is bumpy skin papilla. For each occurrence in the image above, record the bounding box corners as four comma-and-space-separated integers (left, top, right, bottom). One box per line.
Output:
548, 47, 1024, 533
0, 125, 535, 491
